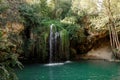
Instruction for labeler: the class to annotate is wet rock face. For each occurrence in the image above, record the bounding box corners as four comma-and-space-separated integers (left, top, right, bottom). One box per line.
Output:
76, 40, 93, 54
74, 36, 113, 60
70, 29, 113, 60
6, 22, 24, 34
75, 29, 109, 54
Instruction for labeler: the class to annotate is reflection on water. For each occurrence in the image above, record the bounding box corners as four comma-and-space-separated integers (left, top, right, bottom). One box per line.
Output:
15, 60, 120, 80
49, 67, 54, 80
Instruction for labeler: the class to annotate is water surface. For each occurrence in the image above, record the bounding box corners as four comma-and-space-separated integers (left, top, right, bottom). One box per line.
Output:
16, 60, 120, 80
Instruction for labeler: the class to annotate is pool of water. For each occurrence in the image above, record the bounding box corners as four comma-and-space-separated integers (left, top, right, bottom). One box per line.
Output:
15, 60, 120, 80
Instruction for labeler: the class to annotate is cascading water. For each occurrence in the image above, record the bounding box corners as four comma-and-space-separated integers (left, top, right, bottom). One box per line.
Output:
49, 24, 60, 63
49, 24, 54, 63
49, 24, 70, 64
47, 24, 64, 66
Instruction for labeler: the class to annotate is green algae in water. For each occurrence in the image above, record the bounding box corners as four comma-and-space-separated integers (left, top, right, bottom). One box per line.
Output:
15, 60, 120, 80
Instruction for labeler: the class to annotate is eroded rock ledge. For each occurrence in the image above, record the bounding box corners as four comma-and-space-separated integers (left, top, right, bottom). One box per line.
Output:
75, 30, 120, 61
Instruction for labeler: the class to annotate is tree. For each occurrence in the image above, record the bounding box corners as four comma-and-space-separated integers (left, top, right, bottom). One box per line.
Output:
105, 0, 120, 59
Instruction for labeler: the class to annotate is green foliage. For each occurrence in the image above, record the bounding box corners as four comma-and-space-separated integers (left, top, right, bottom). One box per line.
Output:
19, 1, 52, 61
41, 19, 64, 30
0, 51, 23, 80
0, 31, 23, 80
57, 0, 72, 19
63, 23, 86, 44
40, 0, 51, 17
19, 4, 41, 27
0, 30, 2, 38
0, 0, 9, 13
47, 0, 71, 19
60, 29, 70, 59
0, 0, 23, 76
19, 0, 51, 28
22, 26, 49, 62
0, 53, 22, 80
66, 24, 81, 40
0, 64, 19, 80
36, 32, 48, 61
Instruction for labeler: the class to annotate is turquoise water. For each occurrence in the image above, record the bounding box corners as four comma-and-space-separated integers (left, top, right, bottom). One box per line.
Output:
16, 60, 120, 80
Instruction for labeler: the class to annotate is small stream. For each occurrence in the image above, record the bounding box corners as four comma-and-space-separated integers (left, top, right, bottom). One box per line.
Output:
15, 60, 120, 80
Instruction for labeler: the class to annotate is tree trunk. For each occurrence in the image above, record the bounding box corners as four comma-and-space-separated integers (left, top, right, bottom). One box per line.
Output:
107, 0, 120, 59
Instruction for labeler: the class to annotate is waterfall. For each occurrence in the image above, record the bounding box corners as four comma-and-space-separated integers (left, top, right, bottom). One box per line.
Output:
49, 24, 54, 63
49, 24, 70, 63
49, 24, 60, 63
